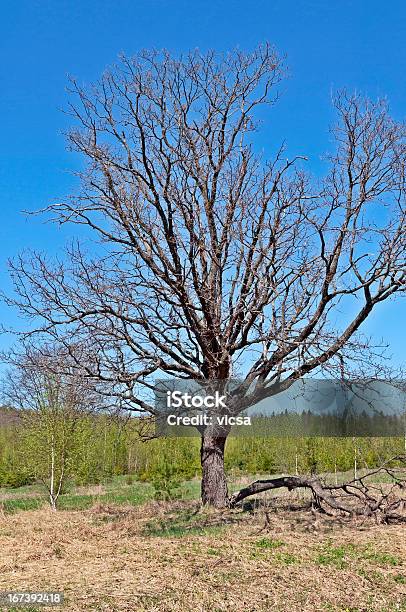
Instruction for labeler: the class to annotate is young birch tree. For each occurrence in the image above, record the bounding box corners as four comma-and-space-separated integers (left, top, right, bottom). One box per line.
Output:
6, 45, 406, 507
3, 347, 101, 509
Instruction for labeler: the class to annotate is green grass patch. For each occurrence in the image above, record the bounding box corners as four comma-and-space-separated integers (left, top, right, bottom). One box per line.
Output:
57, 484, 156, 511
316, 544, 353, 569
275, 551, 299, 565
57, 494, 97, 510
0, 481, 156, 513
0, 497, 44, 514
360, 548, 402, 566
0, 482, 44, 496
394, 574, 406, 584
315, 541, 402, 570
250, 537, 290, 561
255, 537, 285, 549
357, 568, 384, 583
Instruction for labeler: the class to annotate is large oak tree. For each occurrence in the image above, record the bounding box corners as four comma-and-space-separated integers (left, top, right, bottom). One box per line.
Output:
7, 45, 406, 507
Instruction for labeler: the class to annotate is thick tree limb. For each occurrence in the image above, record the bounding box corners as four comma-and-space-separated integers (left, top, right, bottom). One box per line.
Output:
229, 455, 406, 523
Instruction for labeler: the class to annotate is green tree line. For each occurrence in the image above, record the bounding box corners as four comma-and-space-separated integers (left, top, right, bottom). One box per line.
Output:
0, 410, 404, 492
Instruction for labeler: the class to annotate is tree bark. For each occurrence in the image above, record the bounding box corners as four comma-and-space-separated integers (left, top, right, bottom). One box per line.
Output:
200, 433, 228, 508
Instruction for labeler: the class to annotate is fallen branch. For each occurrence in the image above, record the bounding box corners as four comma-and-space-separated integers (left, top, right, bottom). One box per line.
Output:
229, 455, 406, 523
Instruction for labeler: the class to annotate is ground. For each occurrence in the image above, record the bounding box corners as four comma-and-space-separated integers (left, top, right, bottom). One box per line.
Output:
0, 482, 405, 611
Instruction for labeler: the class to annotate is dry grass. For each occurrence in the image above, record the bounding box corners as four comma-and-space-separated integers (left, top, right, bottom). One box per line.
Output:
0, 497, 405, 611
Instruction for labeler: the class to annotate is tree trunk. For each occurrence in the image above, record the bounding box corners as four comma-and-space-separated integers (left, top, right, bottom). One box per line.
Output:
200, 433, 228, 508
49, 435, 57, 511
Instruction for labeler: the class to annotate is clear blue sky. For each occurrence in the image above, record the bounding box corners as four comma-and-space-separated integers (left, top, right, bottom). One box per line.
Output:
1, 0, 405, 367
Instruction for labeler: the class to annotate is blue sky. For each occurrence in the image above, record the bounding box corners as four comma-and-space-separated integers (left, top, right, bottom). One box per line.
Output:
0, 0, 405, 367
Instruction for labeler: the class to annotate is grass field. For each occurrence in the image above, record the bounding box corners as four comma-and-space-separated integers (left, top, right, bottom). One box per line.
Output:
1, 469, 401, 514
0, 477, 405, 611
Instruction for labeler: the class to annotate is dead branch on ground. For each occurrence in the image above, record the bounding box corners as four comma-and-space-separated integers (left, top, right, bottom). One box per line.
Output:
229, 455, 406, 523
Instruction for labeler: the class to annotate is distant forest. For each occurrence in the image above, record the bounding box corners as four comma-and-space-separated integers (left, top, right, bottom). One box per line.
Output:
241, 410, 406, 437
1, 407, 404, 493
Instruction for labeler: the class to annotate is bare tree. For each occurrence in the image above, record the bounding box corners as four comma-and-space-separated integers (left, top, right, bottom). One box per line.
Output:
5, 44, 406, 507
